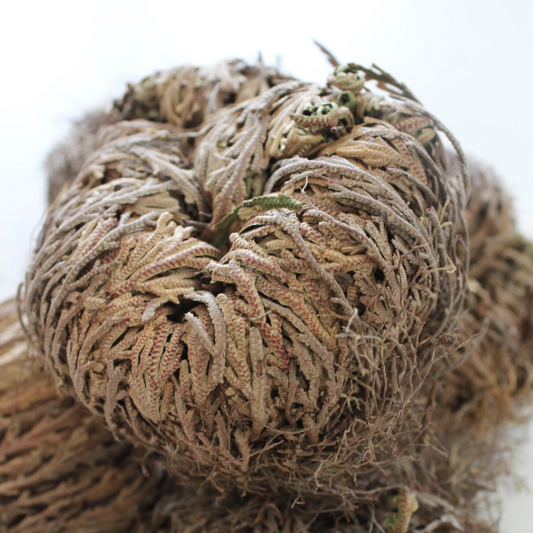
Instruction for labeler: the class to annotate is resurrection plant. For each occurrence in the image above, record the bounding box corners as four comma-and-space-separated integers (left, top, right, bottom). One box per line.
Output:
0, 299, 164, 533
440, 157, 533, 431
22, 58, 471, 504
2, 297, 499, 533
15, 53, 533, 532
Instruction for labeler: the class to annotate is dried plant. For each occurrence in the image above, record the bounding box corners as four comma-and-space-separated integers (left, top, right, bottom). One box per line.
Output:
463, 157, 514, 261
22, 60, 472, 506
0, 298, 164, 533
3, 296, 498, 533
37, 110, 527, 533
438, 157, 533, 431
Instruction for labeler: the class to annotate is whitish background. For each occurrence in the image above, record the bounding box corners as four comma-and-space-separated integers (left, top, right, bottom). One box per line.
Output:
1, 0, 532, 529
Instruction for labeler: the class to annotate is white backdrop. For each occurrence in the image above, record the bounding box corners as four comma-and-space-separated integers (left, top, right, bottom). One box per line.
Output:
1, 1, 531, 530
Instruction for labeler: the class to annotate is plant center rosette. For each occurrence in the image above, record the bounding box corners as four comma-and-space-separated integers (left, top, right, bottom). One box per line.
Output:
22, 63, 469, 504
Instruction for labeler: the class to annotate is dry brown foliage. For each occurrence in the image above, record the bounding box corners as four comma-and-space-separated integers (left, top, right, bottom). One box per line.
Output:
15, 39, 533, 531
439, 157, 533, 431
2, 295, 498, 533
22, 60, 472, 506
0, 299, 162, 533
114, 58, 294, 128
21, 56, 531, 531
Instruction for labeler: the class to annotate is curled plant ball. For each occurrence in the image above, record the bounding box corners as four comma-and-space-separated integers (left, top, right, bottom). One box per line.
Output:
1, 303, 497, 533
23, 62, 469, 503
443, 244, 533, 429
435, 156, 533, 430
0, 299, 163, 533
